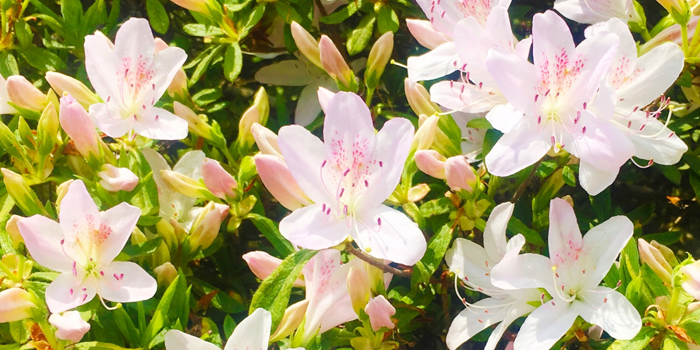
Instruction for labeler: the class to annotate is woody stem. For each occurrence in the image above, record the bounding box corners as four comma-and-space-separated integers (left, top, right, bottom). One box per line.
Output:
345, 242, 413, 278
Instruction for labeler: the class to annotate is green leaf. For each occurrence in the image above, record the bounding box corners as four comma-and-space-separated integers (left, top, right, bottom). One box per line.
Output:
412, 224, 453, 285
238, 4, 266, 40
466, 117, 492, 130
192, 87, 223, 107
191, 278, 245, 313
508, 217, 545, 246
641, 263, 670, 297
249, 249, 317, 330
189, 45, 225, 86
146, 0, 169, 34
17, 46, 65, 72
482, 129, 502, 158
562, 165, 576, 187
0, 51, 19, 77
346, 12, 376, 56
419, 197, 453, 218
119, 237, 164, 259
141, 310, 167, 348
690, 172, 700, 200
625, 276, 653, 315
0, 194, 16, 255
275, 2, 303, 24
61, 0, 83, 28
536, 161, 557, 178
657, 164, 681, 185
223, 42, 243, 82
376, 4, 399, 33
182, 24, 223, 36
113, 308, 141, 346
223, 315, 236, 339
611, 326, 656, 350
662, 336, 690, 350
321, 0, 362, 24
246, 213, 294, 256
15, 20, 33, 48
642, 231, 682, 246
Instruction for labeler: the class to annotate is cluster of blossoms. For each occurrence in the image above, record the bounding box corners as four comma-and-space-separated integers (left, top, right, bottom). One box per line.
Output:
1, 0, 700, 349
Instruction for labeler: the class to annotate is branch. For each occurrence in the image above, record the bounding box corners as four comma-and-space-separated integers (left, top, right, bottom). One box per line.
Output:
345, 243, 413, 278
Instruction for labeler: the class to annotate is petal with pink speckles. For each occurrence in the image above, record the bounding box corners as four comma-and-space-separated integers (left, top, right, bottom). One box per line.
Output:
58, 181, 100, 253
45, 274, 96, 313
97, 202, 142, 264
134, 107, 188, 140
18, 215, 72, 273
95, 261, 157, 303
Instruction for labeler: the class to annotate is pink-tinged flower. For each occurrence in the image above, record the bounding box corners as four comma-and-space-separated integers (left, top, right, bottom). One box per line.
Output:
59, 93, 101, 161
17, 180, 155, 313
0, 75, 17, 114
0, 288, 35, 322
405, 79, 440, 117
364, 295, 396, 331
49, 311, 90, 343
640, 17, 698, 54
291, 21, 322, 68
415, 150, 447, 179
319, 36, 356, 91
165, 308, 275, 350
154, 262, 177, 286
84, 18, 188, 140
254, 154, 312, 211
242, 251, 305, 287
491, 198, 641, 350
201, 158, 237, 199
5, 215, 24, 248
444, 156, 477, 191
484, 11, 634, 196
317, 86, 336, 113
251, 123, 282, 158
97, 164, 139, 192
554, 0, 640, 24
277, 92, 426, 265
406, 0, 511, 81
445, 202, 540, 350
186, 202, 228, 251
681, 261, 700, 299
7, 75, 45, 112
584, 18, 687, 184
153, 38, 188, 99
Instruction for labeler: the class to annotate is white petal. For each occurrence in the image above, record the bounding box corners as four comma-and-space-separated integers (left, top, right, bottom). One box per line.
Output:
406, 19, 449, 50
113, 19, 155, 75
446, 298, 510, 350
95, 261, 156, 303
445, 237, 493, 290
89, 103, 132, 138
566, 112, 634, 172
224, 308, 271, 350
431, 81, 505, 114
45, 274, 97, 313
485, 103, 523, 133
354, 205, 426, 266
513, 301, 578, 350
407, 42, 459, 82
553, 0, 630, 24
590, 19, 638, 89
547, 197, 583, 269
624, 114, 687, 165
485, 48, 537, 113
148, 47, 188, 105
483, 202, 515, 262
134, 107, 188, 141
165, 330, 220, 350
278, 125, 332, 204
483, 299, 538, 350
578, 160, 619, 196
59, 181, 100, 243
532, 11, 575, 91
580, 216, 633, 289
174, 150, 206, 180
255, 60, 315, 86
97, 203, 142, 264
279, 204, 351, 250
573, 288, 642, 340
484, 123, 550, 177
18, 215, 72, 273
293, 83, 323, 126
84, 34, 119, 102
490, 253, 553, 292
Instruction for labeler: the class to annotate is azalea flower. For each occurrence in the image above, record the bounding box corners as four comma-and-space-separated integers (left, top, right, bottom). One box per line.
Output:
276, 92, 426, 265
142, 149, 205, 230
49, 311, 91, 343
17, 180, 156, 313
406, 0, 510, 81
164, 308, 303, 350
484, 10, 635, 195
84, 18, 188, 140
584, 18, 687, 188
0, 75, 17, 114
553, 0, 640, 24
491, 198, 642, 350
445, 202, 541, 350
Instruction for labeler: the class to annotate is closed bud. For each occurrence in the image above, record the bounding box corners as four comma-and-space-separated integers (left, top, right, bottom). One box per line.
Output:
317, 87, 336, 114
172, 102, 224, 147
170, 0, 222, 19
242, 251, 304, 286
49, 311, 90, 343
408, 183, 430, 203
97, 164, 139, 192
1, 168, 46, 216
405, 79, 440, 117
161, 170, 210, 199
415, 150, 446, 179
37, 102, 59, 156
271, 300, 309, 342
7, 75, 45, 112
638, 238, 673, 284
45, 72, 100, 109
651, 240, 679, 267
445, 156, 477, 192
156, 218, 181, 249
365, 31, 394, 91
347, 266, 371, 316
154, 262, 178, 287
290, 21, 322, 68
681, 260, 700, 299
188, 202, 229, 251
5, 215, 23, 249
202, 158, 237, 199
59, 93, 101, 162
0, 288, 35, 323
411, 115, 438, 152
251, 123, 282, 158
238, 87, 269, 149
254, 155, 312, 210
364, 295, 396, 331
319, 36, 357, 92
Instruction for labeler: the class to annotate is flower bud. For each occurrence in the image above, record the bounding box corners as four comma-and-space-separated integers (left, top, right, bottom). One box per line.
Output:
271, 299, 309, 342
172, 102, 224, 147
445, 156, 477, 192
406, 19, 449, 50
49, 311, 90, 343
55, 179, 74, 211
242, 251, 305, 286
170, 0, 222, 18
251, 123, 282, 158
254, 155, 312, 210
348, 266, 371, 315
290, 21, 322, 68
238, 87, 270, 149
405, 79, 440, 117
411, 115, 438, 152
0, 288, 35, 323
45, 72, 100, 109
6, 215, 24, 249
365, 31, 394, 91
364, 295, 395, 331
202, 158, 237, 198
188, 202, 228, 251
638, 238, 673, 284
317, 87, 336, 114
59, 93, 101, 162
651, 240, 679, 267
319, 36, 357, 92
37, 102, 59, 156
657, 0, 690, 24
154, 262, 178, 287
415, 150, 446, 179
154, 39, 189, 99
1, 168, 46, 216
681, 261, 700, 299
7, 75, 46, 112
161, 170, 209, 199
97, 164, 139, 192
407, 183, 430, 203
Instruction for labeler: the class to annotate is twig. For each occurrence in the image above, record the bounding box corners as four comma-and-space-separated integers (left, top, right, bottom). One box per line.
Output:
345, 243, 413, 278
510, 159, 542, 203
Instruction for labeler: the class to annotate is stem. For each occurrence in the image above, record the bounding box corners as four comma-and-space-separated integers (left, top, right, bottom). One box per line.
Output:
682, 23, 690, 56
365, 87, 375, 107
345, 243, 413, 278
641, 29, 652, 42
35, 317, 63, 350
667, 286, 682, 325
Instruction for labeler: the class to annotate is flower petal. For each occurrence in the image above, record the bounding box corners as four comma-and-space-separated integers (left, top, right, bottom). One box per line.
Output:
485, 103, 523, 133
165, 330, 220, 350
513, 301, 578, 350
278, 125, 332, 204
587, 18, 638, 89
18, 215, 72, 273
97, 203, 142, 264
45, 273, 97, 313
483, 298, 538, 350
566, 112, 634, 172
279, 204, 351, 250
490, 253, 553, 291
59, 181, 100, 244
573, 288, 642, 340
578, 160, 619, 196
113, 19, 155, 75
406, 19, 449, 49
553, 0, 632, 25
407, 42, 459, 82
95, 261, 157, 303
294, 79, 333, 126
255, 60, 315, 86
148, 47, 188, 105
354, 205, 426, 266
580, 215, 633, 289
624, 114, 687, 165
446, 297, 510, 350
547, 197, 583, 270
532, 11, 575, 91
445, 237, 493, 290
430, 81, 505, 114
485, 48, 537, 113
484, 123, 550, 177
89, 103, 132, 138
483, 202, 515, 262
134, 107, 188, 141
84, 34, 119, 102
174, 150, 206, 180
225, 308, 271, 350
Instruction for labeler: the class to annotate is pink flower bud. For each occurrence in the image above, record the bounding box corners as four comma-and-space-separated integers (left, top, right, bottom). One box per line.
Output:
239, 87, 269, 148
347, 266, 371, 315
45, 72, 100, 109
188, 202, 229, 251
411, 115, 438, 152
681, 261, 700, 299
638, 239, 673, 284
445, 156, 477, 192
405, 79, 440, 117
415, 150, 446, 179
290, 21, 322, 68
243, 251, 305, 287
364, 295, 395, 331
0, 288, 35, 323
271, 299, 309, 342
170, 0, 219, 16
366, 31, 394, 90
408, 183, 430, 202
6, 75, 45, 112
254, 154, 312, 210
317, 87, 336, 114
406, 19, 449, 50
202, 158, 237, 198
59, 93, 101, 161
49, 311, 90, 343
97, 164, 139, 192
319, 36, 356, 91
154, 262, 178, 287
251, 123, 282, 158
